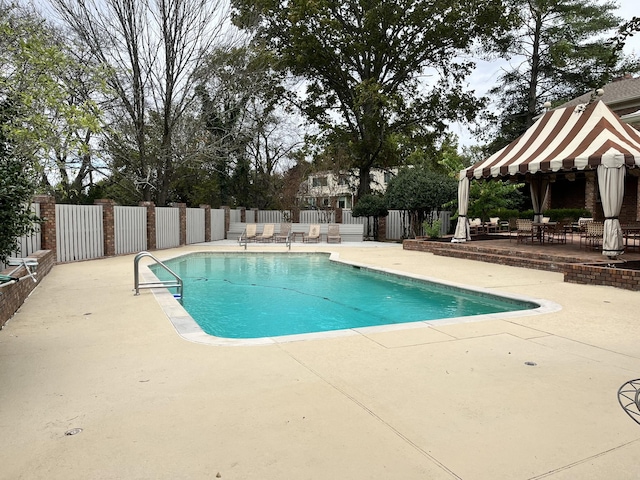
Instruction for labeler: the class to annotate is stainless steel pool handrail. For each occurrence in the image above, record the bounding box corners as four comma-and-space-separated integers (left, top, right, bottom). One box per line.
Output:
134, 251, 183, 298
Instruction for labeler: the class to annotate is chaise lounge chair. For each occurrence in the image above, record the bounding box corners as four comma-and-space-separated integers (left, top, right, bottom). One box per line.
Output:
239, 223, 257, 245
327, 224, 341, 243
274, 223, 291, 243
256, 224, 275, 242
304, 224, 321, 243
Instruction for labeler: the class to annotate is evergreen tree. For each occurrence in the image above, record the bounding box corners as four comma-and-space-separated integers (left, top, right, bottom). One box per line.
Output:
487, 0, 640, 151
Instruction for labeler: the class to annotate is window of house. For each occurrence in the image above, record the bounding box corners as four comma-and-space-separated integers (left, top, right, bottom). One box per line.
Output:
384, 172, 393, 184
312, 176, 328, 187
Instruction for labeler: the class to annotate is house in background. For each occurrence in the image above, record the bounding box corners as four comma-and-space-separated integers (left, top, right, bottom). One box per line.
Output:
298, 168, 397, 209
541, 75, 640, 222
557, 74, 640, 128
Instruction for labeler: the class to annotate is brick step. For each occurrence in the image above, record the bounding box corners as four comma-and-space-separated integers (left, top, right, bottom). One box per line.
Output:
428, 247, 568, 272
406, 239, 587, 264
441, 243, 586, 264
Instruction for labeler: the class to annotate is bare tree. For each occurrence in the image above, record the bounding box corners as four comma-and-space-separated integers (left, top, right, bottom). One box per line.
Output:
51, 0, 232, 204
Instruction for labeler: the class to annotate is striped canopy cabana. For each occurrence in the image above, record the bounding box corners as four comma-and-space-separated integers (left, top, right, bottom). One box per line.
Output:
452, 100, 640, 256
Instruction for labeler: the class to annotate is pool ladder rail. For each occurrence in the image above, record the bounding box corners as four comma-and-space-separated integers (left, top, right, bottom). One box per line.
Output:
133, 251, 183, 299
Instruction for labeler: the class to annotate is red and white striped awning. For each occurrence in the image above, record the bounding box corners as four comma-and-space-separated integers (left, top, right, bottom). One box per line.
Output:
464, 101, 640, 180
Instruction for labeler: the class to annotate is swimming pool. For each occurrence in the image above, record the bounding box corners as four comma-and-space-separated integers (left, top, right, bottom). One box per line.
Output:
149, 253, 544, 342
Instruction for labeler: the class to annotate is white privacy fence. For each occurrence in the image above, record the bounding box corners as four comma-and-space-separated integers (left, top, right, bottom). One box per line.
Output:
211, 209, 226, 240
229, 209, 242, 223
186, 208, 205, 244
299, 210, 335, 223
156, 207, 180, 249
115, 206, 147, 255
56, 204, 104, 262
256, 210, 291, 223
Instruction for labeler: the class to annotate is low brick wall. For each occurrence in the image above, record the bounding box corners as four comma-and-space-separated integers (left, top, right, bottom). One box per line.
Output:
564, 263, 640, 291
0, 250, 55, 328
405, 239, 640, 291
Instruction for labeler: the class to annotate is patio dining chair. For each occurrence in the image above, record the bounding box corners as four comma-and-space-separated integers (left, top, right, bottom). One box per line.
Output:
585, 221, 604, 250
486, 217, 500, 234
516, 219, 533, 243
469, 218, 483, 235
547, 220, 568, 244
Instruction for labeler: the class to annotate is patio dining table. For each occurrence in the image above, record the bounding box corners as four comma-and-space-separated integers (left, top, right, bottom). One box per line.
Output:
532, 222, 557, 244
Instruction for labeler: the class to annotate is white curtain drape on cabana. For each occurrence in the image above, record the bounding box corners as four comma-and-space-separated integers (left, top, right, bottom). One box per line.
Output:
530, 177, 550, 223
451, 176, 470, 243
598, 149, 626, 257
454, 101, 640, 256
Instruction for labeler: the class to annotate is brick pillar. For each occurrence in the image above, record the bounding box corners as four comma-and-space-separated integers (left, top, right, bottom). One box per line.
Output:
377, 215, 387, 242
637, 179, 640, 222
292, 207, 300, 223
94, 199, 116, 256
585, 172, 598, 219
173, 203, 187, 245
33, 195, 56, 256
139, 201, 156, 250
221, 206, 230, 239
335, 208, 343, 224
240, 207, 246, 222
200, 204, 211, 242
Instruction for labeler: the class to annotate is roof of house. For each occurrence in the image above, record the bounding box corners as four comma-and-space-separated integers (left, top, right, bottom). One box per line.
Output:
558, 75, 640, 115
464, 100, 640, 179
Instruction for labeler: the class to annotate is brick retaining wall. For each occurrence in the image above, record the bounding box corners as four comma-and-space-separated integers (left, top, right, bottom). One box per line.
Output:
404, 239, 640, 291
0, 250, 55, 328
564, 263, 640, 291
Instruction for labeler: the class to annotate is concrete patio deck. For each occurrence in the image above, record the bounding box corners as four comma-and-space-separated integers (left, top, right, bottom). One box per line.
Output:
1, 242, 639, 479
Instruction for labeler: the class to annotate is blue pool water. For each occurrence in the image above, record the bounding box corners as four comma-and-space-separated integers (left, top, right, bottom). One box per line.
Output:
150, 253, 537, 339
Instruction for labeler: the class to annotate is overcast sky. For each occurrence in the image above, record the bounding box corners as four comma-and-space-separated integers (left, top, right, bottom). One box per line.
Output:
454, 0, 640, 148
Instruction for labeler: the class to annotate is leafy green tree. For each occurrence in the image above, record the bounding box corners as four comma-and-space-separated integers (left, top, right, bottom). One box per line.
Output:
0, 3, 101, 258
232, 0, 515, 199
486, 0, 640, 151
385, 166, 457, 238
351, 194, 388, 240
0, 99, 39, 263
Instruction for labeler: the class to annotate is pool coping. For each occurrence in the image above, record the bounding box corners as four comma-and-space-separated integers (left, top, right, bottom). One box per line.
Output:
142, 251, 562, 346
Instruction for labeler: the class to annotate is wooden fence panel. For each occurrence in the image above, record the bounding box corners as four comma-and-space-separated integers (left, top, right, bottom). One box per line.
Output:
56, 204, 104, 262
114, 206, 147, 255
211, 209, 225, 240
186, 208, 205, 244
156, 207, 180, 249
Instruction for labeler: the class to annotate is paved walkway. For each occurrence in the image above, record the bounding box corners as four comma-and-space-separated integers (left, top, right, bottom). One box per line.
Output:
1, 242, 639, 479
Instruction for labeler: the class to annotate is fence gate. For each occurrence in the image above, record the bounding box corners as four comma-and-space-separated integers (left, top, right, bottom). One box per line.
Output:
56, 204, 104, 262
